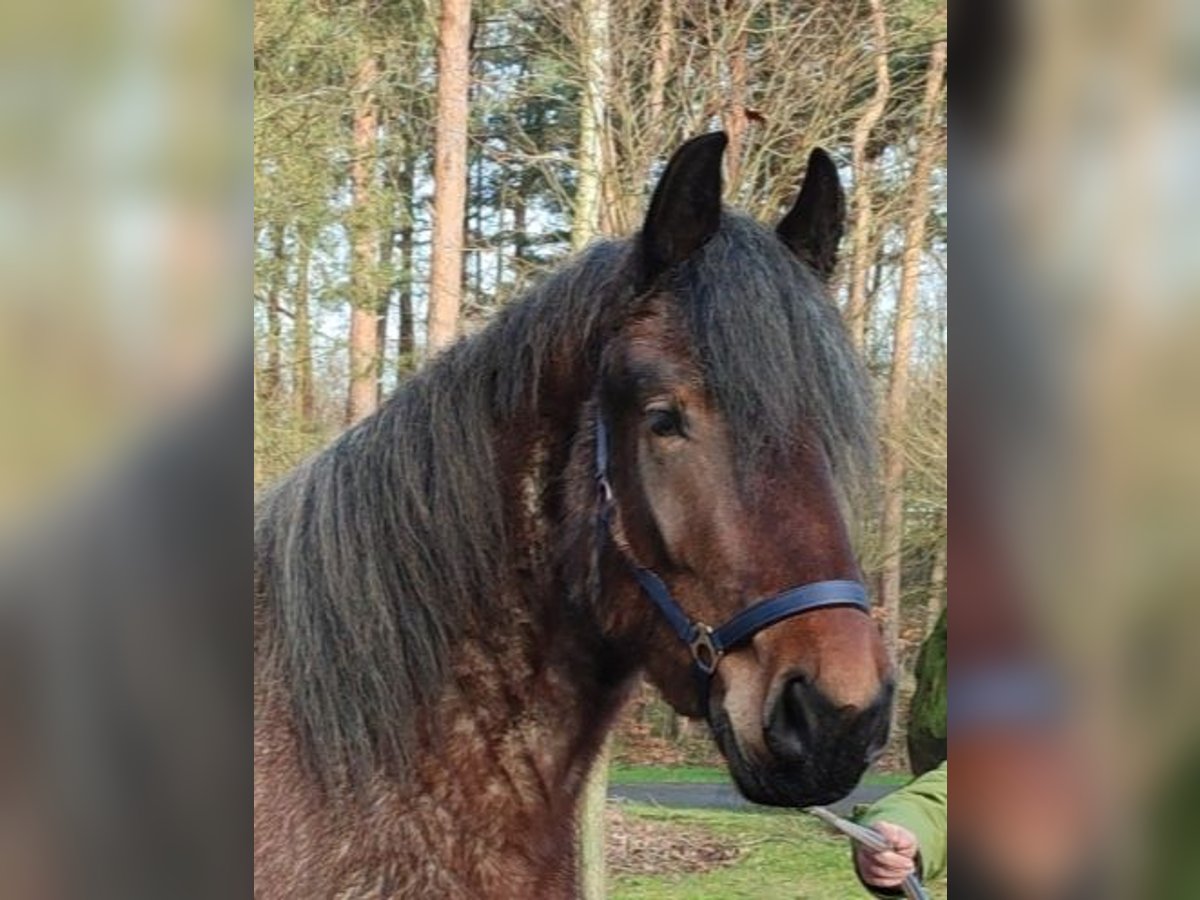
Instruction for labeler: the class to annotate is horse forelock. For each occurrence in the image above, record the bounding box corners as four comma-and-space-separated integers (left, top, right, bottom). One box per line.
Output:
673, 212, 875, 491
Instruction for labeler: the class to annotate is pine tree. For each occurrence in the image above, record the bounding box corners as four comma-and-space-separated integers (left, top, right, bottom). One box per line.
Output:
428, 0, 473, 352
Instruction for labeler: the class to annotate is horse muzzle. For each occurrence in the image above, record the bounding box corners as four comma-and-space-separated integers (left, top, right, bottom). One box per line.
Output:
720, 675, 894, 807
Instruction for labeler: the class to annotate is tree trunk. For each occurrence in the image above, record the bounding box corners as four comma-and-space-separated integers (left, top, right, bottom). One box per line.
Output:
642, 0, 675, 199
879, 39, 947, 662
378, 122, 408, 398
573, 0, 610, 250
472, 140, 484, 310
578, 737, 611, 900
647, 0, 673, 127
723, 29, 749, 192
397, 158, 416, 376
926, 525, 947, 634
427, 0, 472, 353
261, 221, 286, 407
574, 5, 612, 894
292, 227, 315, 426
599, 128, 629, 236
843, 0, 890, 349
347, 52, 381, 425
512, 188, 527, 265
376, 219, 395, 405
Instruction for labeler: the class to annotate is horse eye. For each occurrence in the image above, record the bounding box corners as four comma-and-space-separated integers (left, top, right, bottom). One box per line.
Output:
646, 407, 685, 438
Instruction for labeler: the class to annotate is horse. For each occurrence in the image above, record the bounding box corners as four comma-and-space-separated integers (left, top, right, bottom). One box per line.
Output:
254, 132, 893, 898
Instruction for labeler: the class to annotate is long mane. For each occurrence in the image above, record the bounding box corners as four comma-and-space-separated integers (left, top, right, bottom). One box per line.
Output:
254, 213, 874, 784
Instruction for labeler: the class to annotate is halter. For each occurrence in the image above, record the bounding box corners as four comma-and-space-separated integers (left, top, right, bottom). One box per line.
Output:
594, 412, 871, 689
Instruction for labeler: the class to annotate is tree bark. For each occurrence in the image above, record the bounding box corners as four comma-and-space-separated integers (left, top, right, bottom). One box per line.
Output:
397, 158, 416, 377
512, 187, 527, 266
647, 0, 673, 128
844, 0, 890, 349
376, 212, 395, 404
427, 0, 472, 353
573, 0, 610, 250
470, 138, 484, 309
879, 39, 946, 662
347, 52, 381, 424
292, 226, 315, 426
926, 518, 947, 634
261, 221, 286, 407
578, 738, 611, 900
641, 0, 675, 201
574, 4, 612, 894
599, 127, 629, 236
723, 28, 749, 192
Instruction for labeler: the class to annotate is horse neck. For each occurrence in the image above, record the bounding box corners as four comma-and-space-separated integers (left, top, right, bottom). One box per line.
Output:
418, 592, 632, 810
352, 411, 634, 890
423, 403, 633, 798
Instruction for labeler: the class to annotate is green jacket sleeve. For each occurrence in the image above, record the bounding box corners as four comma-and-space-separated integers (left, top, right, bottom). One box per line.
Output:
856, 762, 948, 888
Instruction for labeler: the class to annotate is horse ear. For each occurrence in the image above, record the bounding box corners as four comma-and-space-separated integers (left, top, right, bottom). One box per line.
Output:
638, 131, 727, 287
776, 147, 845, 281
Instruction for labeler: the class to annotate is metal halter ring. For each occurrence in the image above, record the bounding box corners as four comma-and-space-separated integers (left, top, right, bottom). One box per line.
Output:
688, 624, 722, 675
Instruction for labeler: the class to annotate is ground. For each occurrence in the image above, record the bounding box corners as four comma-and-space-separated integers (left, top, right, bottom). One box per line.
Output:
608, 764, 909, 818
607, 805, 741, 878
607, 802, 949, 900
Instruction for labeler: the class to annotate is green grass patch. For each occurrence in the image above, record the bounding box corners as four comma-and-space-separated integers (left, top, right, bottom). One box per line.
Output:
859, 770, 909, 787
611, 804, 947, 900
610, 763, 909, 789
610, 764, 728, 785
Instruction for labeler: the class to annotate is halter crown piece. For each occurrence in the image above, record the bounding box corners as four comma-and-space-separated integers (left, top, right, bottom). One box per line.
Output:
593, 412, 871, 694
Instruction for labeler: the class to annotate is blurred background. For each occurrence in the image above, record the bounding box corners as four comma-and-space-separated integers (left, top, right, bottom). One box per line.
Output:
0, 0, 249, 898
0, 0, 1196, 896
951, 0, 1200, 896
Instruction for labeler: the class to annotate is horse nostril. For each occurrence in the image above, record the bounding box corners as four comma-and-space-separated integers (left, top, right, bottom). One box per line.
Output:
767, 676, 893, 761
767, 675, 821, 756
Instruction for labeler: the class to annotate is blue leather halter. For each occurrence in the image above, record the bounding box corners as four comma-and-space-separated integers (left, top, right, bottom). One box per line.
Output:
594, 413, 871, 682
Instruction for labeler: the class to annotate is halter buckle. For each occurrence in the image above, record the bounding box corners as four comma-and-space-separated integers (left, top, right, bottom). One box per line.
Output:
689, 624, 722, 675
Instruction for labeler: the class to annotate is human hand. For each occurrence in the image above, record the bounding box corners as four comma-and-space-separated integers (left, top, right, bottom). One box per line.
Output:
854, 822, 919, 888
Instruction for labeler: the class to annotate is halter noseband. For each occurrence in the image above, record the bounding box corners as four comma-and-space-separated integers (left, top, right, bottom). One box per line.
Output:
594, 412, 871, 684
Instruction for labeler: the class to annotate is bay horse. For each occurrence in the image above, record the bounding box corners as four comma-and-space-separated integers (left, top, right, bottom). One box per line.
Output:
254, 133, 893, 898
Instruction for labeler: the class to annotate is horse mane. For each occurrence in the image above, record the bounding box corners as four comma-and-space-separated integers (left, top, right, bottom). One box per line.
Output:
254, 212, 874, 786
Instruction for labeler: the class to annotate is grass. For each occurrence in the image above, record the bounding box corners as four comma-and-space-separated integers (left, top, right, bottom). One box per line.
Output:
610, 804, 948, 900
610, 763, 909, 789
611, 764, 729, 784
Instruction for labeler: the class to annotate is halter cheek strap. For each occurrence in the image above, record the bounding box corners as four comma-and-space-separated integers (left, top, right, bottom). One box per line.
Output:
594, 413, 871, 684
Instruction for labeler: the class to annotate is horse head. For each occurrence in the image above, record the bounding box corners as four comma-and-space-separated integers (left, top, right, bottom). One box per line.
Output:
590, 133, 893, 806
